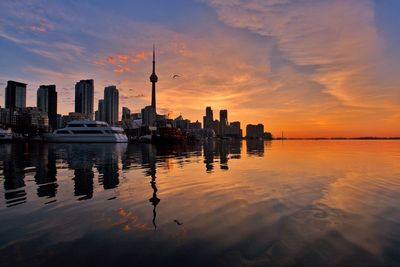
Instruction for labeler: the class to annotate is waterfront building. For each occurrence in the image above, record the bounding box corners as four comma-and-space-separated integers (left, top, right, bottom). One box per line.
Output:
203, 106, 213, 129
141, 106, 155, 126
212, 120, 220, 136
6, 107, 49, 134
189, 120, 202, 130
246, 123, 265, 139
95, 99, 105, 122
37, 85, 58, 130
174, 115, 190, 130
219, 109, 228, 136
229, 121, 242, 138
75, 79, 94, 119
122, 107, 131, 120
5, 81, 26, 109
104, 86, 119, 125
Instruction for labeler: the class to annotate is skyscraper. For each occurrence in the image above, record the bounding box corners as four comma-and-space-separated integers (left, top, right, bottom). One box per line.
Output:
149, 45, 158, 114
122, 107, 131, 120
203, 106, 213, 129
37, 85, 57, 130
220, 109, 228, 136
220, 109, 228, 126
75, 79, 94, 119
5, 81, 26, 109
104, 86, 119, 125
95, 99, 105, 121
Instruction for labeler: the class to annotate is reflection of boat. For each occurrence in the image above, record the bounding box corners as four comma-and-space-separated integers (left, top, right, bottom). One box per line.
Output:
46, 120, 128, 143
154, 127, 185, 143
0, 128, 13, 141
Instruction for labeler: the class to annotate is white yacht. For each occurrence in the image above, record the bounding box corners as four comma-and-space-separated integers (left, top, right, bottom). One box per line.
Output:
0, 128, 13, 141
46, 120, 128, 143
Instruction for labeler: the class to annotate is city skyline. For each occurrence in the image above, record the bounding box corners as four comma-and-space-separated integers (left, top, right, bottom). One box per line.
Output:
1, 1, 400, 138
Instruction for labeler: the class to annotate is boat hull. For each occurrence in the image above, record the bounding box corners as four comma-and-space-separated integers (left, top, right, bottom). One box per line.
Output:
45, 134, 128, 143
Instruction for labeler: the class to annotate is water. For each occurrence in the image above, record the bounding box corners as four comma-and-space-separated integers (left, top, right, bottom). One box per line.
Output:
0, 140, 399, 267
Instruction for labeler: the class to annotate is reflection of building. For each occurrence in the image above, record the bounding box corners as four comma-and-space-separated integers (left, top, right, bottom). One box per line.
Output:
1, 144, 27, 207
37, 85, 58, 130
246, 139, 264, 157
33, 143, 58, 199
203, 140, 242, 171
5, 80, 26, 109
104, 86, 119, 125
75, 79, 94, 120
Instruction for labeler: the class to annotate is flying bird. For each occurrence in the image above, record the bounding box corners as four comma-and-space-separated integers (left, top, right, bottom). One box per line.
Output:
172, 74, 180, 79
173, 219, 183, 226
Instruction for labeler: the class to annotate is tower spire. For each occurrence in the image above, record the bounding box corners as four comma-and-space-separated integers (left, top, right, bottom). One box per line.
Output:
152, 44, 155, 73
150, 44, 158, 114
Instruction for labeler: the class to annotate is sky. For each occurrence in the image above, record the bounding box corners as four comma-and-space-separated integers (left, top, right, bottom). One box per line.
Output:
0, 0, 399, 138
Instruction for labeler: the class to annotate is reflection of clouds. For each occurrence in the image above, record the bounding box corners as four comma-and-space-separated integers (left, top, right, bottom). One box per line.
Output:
112, 208, 147, 232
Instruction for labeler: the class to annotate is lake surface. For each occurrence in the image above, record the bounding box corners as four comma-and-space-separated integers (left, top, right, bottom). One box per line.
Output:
0, 140, 399, 266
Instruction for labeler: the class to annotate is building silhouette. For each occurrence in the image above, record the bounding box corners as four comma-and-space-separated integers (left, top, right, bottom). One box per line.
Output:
203, 106, 213, 129
37, 85, 58, 130
149, 45, 158, 114
75, 79, 94, 120
142, 106, 155, 126
5, 80, 26, 109
95, 99, 105, 121
104, 86, 119, 125
122, 107, 131, 120
246, 124, 264, 139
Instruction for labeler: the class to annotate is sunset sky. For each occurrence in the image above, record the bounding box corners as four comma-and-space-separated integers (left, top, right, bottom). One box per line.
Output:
0, 0, 399, 137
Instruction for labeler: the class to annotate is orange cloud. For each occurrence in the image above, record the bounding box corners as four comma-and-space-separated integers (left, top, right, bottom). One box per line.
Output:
107, 56, 117, 65
118, 54, 130, 63
114, 65, 130, 73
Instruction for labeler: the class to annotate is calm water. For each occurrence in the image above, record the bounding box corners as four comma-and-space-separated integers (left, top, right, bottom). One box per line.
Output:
0, 140, 399, 267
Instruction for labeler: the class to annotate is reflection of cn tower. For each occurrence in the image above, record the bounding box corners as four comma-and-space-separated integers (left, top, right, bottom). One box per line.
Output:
149, 171, 160, 231
143, 144, 160, 230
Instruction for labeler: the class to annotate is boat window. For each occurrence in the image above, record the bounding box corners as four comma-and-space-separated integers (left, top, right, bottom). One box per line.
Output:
71, 130, 103, 134
56, 130, 70, 134
68, 124, 85, 127
86, 124, 97, 127
112, 130, 123, 134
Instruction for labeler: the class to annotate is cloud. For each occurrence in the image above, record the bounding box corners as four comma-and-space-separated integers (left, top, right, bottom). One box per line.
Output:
114, 65, 130, 73
202, 0, 391, 107
28, 19, 54, 33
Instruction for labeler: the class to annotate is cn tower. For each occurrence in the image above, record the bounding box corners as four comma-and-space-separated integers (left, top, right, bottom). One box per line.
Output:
149, 45, 158, 114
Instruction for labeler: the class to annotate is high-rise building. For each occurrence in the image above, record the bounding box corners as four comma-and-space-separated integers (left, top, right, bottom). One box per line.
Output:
95, 99, 105, 121
141, 106, 155, 126
122, 107, 131, 120
104, 86, 119, 125
220, 109, 228, 126
149, 45, 158, 114
5, 81, 26, 109
246, 123, 264, 139
219, 109, 228, 136
75, 79, 94, 119
229, 121, 242, 138
203, 106, 213, 129
37, 85, 57, 130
